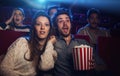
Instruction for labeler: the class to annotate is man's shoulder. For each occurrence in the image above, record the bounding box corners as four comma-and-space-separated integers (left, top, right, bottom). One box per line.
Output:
98, 27, 109, 32
77, 24, 89, 33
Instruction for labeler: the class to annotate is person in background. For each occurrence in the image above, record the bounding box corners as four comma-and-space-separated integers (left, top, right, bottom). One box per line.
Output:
77, 8, 111, 75
52, 8, 94, 76
0, 8, 31, 32
0, 10, 57, 76
47, 5, 59, 19
47, 5, 59, 36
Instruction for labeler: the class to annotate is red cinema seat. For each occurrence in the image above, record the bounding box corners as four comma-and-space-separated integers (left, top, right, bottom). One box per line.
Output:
74, 34, 90, 43
0, 30, 28, 55
97, 36, 120, 76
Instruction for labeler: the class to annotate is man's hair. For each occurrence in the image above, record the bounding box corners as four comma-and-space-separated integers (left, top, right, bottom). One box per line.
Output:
87, 8, 100, 19
52, 8, 73, 28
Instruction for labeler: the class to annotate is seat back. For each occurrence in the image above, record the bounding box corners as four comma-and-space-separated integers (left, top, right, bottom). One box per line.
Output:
0, 30, 28, 55
74, 34, 90, 43
97, 36, 120, 75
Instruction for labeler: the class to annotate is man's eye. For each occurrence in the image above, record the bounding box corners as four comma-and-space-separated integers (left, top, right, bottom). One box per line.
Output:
58, 20, 63, 23
66, 20, 70, 22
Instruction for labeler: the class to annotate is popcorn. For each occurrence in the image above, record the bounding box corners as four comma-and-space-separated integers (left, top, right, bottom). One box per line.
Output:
72, 45, 93, 70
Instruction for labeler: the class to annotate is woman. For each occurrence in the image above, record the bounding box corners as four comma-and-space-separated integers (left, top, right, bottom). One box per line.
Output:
0, 8, 30, 32
0, 10, 57, 76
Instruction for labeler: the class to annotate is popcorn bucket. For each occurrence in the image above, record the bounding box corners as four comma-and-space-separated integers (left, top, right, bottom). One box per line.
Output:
72, 45, 93, 70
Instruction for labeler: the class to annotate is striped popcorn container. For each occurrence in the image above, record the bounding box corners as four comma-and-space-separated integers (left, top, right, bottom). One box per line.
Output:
72, 45, 93, 71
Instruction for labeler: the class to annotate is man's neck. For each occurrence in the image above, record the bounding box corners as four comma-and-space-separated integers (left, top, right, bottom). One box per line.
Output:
63, 35, 71, 45
88, 24, 98, 30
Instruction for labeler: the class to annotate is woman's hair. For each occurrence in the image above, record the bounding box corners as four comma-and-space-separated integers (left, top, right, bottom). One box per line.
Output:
13, 7, 25, 17
24, 10, 52, 72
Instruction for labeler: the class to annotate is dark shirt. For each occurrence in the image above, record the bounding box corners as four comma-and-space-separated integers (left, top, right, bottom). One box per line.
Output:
54, 35, 89, 76
0, 23, 7, 29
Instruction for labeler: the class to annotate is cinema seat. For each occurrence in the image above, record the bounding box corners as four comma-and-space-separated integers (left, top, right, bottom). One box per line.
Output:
0, 30, 28, 55
97, 36, 120, 76
74, 34, 90, 43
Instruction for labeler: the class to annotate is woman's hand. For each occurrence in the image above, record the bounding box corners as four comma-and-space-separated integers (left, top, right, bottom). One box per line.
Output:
49, 35, 56, 44
5, 11, 15, 25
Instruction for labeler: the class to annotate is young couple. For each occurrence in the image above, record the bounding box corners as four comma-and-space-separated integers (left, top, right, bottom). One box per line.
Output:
0, 8, 91, 76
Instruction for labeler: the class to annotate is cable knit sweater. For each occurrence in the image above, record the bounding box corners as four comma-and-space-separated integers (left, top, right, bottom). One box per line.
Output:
0, 37, 57, 76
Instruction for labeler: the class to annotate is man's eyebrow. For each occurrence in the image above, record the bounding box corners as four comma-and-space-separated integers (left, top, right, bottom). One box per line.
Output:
58, 18, 63, 20
58, 17, 69, 20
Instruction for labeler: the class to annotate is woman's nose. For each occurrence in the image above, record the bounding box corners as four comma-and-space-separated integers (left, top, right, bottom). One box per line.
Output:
40, 25, 45, 29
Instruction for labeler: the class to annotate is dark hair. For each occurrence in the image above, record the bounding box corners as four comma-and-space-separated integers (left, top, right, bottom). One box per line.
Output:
52, 8, 73, 36
47, 5, 59, 15
87, 8, 100, 19
52, 8, 73, 28
24, 10, 52, 73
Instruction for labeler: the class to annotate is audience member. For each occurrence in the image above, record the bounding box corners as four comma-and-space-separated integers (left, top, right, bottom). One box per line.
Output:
47, 5, 59, 36
77, 8, 110, 45
77, 8, 111, 75
0, 8, 31, 32
0, 10, 57, 76
47, 5, 59, 19
52, 8, 93, 76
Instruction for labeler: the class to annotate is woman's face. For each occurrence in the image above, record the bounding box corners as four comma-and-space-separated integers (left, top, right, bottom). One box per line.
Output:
13, 10, 24, 26
35, 16, 50, 39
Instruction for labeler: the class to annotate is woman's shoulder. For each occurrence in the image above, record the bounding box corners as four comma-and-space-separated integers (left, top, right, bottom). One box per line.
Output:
13, 37, 29, 45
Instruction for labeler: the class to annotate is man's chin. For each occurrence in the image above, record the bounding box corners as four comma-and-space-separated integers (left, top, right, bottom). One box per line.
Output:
62, 33, 70, 37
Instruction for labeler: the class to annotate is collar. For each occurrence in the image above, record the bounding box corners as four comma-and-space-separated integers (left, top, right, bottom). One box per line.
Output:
57, 34, 75, 41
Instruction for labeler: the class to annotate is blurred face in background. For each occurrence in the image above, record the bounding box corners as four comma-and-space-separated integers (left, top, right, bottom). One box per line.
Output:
49, 8, 57, 18
87, 13, 100, 29
57, 14, 71, 37
13, 10, 24, 26
34, 16, 50, 40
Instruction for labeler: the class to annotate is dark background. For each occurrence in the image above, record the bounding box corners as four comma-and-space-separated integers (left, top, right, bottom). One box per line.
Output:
0, 0, 120, 34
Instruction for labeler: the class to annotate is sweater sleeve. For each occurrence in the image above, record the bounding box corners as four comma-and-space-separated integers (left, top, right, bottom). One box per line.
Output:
0, 23, 7, 29
39, 41, 57, 71
0, 37, 26, 76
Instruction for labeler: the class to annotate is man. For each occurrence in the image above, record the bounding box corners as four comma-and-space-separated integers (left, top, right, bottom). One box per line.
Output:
77, 8, 111, 75
52, 8, 91, 76
77, 8, 110, 46
47, 5, 59, 19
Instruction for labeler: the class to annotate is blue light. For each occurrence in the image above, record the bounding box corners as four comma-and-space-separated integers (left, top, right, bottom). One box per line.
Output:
38, 0, 45, 3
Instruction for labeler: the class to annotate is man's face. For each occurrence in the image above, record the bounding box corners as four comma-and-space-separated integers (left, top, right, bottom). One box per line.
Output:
87, 13, 100, 28
57, 14, 71, 37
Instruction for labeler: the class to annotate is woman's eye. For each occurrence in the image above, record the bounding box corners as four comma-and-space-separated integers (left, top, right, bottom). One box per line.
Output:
45, 24, 50, 26
36, 23, 41, 26
19, 14, 23, 16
